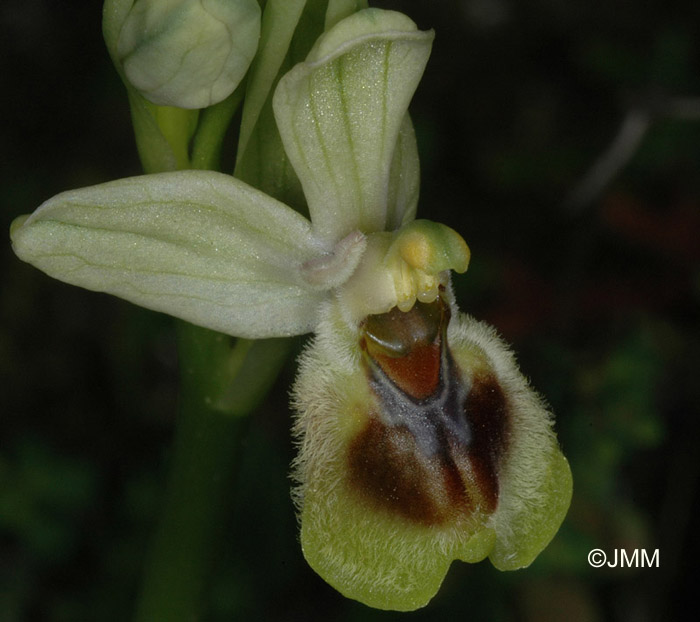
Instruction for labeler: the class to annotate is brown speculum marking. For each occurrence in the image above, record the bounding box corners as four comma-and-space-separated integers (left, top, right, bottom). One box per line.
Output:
348, 297, 509, 526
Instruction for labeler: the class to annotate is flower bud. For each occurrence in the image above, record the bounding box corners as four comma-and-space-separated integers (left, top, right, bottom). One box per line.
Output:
116, 0, 260, 109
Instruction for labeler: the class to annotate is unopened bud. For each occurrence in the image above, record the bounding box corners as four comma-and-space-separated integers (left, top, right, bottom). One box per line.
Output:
116, 0, 260, 109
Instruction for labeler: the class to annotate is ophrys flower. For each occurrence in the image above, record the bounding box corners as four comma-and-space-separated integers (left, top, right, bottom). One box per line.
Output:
10, 8, 572, 611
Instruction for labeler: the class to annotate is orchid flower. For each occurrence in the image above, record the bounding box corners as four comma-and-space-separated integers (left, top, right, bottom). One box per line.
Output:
10, 8, 572, 612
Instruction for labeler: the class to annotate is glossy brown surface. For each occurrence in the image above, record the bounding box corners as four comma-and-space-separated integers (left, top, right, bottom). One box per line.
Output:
369, 343, 441, 400
349, 300, 510, 525
361, 298, 446, 400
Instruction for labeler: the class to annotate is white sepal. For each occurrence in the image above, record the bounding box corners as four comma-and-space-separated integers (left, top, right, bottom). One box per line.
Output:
11, 171, 330, 338
273, 9, 433, 243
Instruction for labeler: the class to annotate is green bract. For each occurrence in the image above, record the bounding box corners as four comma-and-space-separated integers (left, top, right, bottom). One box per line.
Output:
112, 0, 261, 108
10, 7, 572, 611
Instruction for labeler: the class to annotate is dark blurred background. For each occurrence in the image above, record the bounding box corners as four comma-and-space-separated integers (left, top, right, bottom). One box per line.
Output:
1, 1, 699, 620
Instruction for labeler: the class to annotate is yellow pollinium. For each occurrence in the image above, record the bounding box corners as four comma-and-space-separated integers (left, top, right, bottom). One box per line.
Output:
388, 220, 470, 312
337, 220, 470, 322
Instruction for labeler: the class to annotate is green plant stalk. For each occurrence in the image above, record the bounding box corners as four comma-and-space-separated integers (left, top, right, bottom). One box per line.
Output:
135, 326, 291, 622
191, 87, 245, 171
132, 95, 292, 621
133, 361, 247, 622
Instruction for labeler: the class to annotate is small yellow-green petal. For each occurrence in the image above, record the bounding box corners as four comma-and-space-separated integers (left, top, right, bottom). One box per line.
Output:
386, 114, 421, 231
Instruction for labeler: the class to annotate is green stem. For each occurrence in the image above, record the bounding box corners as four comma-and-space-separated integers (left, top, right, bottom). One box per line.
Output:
190, 87, 245, 171
133, 376, 246, 622
153, 105, 196, 170
135, 325, 291, 622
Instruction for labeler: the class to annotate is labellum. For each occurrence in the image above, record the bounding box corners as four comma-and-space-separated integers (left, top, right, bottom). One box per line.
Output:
292, 290, 572, 611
